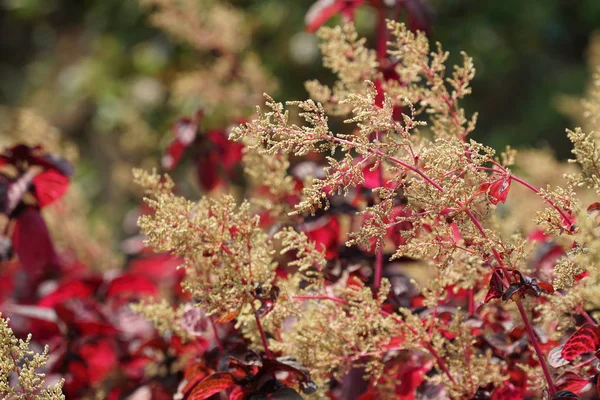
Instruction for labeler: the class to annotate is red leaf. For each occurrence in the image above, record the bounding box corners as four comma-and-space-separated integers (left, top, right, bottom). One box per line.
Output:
54, 301, 119, 336
305, 216, 340, 260
188, 372, 237, 400
77, 337, 118, 385
229, 387, 246, 400
38, 279, 95, 308
475, 182, 491, 196
373, 79, 385, 109
161, 112, 202, 170
105, 273, 158, 299
587, 202, 600, 214
449, 223, 462, 244
362, 162, 382, 189
162, 139, 186, 170
206, 130, 243, 170
121, 356, 154, 380
129, 253, 184, 282
12, 206, 58, 272
537, 281, 555, 294
215, 308, 240, 324
305, 0, 346, 33
561, 324, 600, 362
488, 177, 511, 205
556, 372, 590, 394
32, 169, 70, 208
491, 383, 524, 400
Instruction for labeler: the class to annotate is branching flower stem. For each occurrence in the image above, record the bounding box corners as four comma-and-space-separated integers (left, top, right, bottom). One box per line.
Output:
9, 348, 32, 400
326, 133, 559, 394
475, 161, 572, 228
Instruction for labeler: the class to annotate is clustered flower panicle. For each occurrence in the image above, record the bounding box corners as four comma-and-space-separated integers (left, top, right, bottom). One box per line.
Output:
0, 315, 64, 400
5, 3, 600, 400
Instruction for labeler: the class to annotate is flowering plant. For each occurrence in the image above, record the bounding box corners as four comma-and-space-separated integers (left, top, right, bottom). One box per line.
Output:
2, 1, 600, 399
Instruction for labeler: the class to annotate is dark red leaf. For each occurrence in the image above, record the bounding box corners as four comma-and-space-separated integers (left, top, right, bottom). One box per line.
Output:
501, 271, 554, 301
269, 387, 303, 399
188, 372, 237, 400
561, 324, 600, 362
484, 271, 505, 303
403, 0, 435, 34
1, 145, 73, 175
12, 206, 58, 272
501, 283, 523, 301
196, 152, 220, 191
31, 152, 74, 176
552, 390, 580, 399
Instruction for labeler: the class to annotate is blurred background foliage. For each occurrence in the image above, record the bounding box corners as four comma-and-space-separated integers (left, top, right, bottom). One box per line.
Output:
1, 0, 600, 232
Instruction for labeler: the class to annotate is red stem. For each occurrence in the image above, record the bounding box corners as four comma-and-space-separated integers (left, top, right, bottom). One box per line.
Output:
375, 6, 388, 63
515, 299, 556, 396
576, 304, 596, 326
253, 304, 272, 358
348, 139, 556, 391
467, 288, 474, 316
509, 175, 573, 229
374, 132, 385, 290
209, 316, 224, 354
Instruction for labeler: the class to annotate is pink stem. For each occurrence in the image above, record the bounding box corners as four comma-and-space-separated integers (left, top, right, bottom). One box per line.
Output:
509, 175, 573, 229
